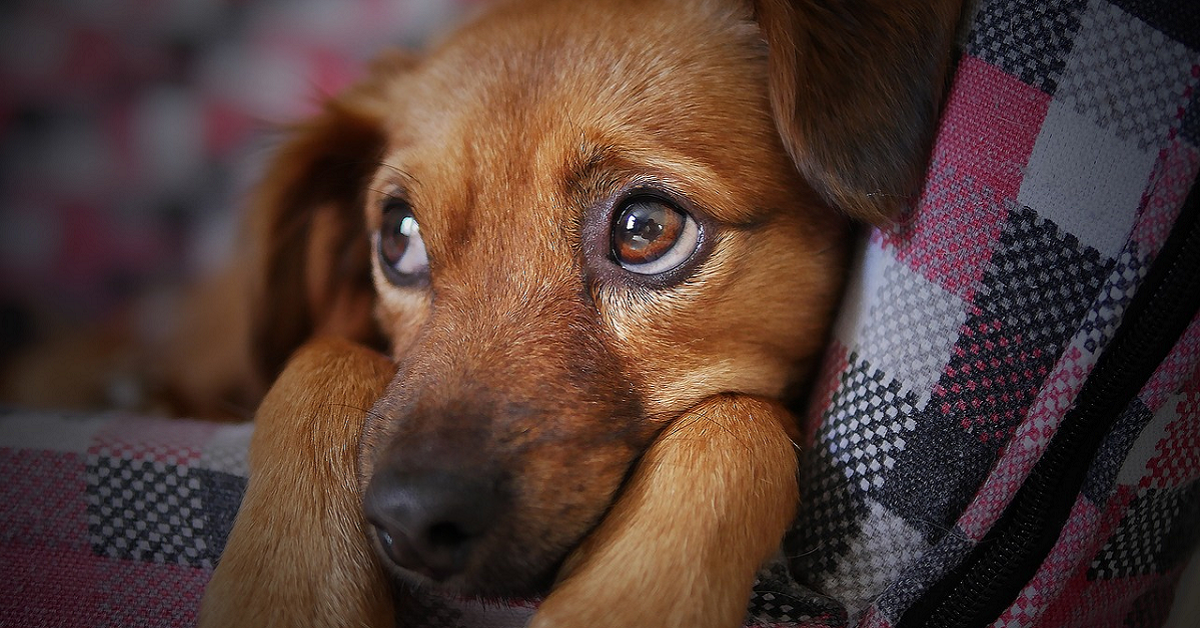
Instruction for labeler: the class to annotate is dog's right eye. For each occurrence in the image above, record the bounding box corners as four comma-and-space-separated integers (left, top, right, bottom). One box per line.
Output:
379, 200, 429, 285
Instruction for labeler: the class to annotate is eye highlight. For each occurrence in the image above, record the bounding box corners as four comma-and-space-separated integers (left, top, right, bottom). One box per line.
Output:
378, 199, 429, 285
611, 197, 700, 275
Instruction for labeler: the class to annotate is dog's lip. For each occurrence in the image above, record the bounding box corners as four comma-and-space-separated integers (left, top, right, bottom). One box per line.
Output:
372, 525, 454, 582
370, 524, 560, 598
381, 558, 556, 599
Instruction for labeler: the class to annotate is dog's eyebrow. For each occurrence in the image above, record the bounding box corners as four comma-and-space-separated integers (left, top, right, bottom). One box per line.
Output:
561, 140, 623, 207
568, 141, 613, 186
577, 140, 610, 173
564, 139, 770, 229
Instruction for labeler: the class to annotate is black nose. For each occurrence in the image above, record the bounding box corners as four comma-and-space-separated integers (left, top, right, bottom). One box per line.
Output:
363, 467, 503, 581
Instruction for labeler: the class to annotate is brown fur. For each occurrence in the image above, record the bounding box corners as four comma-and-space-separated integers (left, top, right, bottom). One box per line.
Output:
199, 0, 958, 625
199, 338, 396, 627
531, 395, 800, 628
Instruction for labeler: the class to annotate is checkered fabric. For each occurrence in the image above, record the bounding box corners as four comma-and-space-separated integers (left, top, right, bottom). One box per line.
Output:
0, 411, 251, 626
769, 0, 1200, 626
0, 411, 544, 627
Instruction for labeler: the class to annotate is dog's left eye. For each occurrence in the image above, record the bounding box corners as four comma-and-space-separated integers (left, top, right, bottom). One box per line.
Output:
379, 200, 429, 284
611, 197, 700, 275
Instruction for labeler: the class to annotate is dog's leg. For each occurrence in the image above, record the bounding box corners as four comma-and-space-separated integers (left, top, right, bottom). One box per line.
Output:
531, 394, 799, 628
199, 337, 395, 628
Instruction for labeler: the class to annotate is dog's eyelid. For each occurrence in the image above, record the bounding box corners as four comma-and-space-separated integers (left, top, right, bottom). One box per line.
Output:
378, 190, 414, 211
614, 180, 724, 228
370, 170, 420, 210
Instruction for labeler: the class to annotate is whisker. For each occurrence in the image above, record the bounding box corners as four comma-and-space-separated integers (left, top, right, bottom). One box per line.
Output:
374, 162, 421, 189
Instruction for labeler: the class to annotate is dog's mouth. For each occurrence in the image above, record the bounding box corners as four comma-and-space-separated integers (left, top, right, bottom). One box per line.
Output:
368, 527, 561, 598
368, 524, 564, 598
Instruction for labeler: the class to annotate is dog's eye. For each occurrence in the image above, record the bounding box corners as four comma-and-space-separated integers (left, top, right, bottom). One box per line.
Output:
379, 200, 429, 284
611, 197, 699, 275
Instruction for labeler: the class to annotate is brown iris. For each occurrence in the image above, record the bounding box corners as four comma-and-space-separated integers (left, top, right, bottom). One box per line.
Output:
378, 199, 429, 285
380, 203, 411, 268
612, 198, 687, 267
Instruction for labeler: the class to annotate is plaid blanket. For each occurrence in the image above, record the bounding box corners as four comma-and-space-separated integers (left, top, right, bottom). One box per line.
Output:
773, 0, 1200, 627
2, 0, 1198, 626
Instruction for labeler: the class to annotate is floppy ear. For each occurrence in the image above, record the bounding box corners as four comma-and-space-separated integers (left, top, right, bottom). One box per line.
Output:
754, 0, 961, 224
247, 52, 412, 382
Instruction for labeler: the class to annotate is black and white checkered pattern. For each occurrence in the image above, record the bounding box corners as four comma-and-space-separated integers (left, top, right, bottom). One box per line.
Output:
86, 455, 245, 569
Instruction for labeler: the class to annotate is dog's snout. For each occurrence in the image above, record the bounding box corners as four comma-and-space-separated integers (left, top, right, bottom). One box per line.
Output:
363, 467, 503, 581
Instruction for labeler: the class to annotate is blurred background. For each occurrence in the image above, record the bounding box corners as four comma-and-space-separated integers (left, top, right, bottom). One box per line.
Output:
0, 0, 474, 368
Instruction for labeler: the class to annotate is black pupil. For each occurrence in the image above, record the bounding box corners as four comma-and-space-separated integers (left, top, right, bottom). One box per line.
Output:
622, 203, 668, 251
381, 206, 410, 266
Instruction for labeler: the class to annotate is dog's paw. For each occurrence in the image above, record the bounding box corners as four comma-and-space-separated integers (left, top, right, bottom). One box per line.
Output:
528, 394, 799, 628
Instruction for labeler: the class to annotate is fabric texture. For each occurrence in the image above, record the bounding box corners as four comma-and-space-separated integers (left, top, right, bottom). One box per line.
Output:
0, 412, 251, 627
772, 0, 1200, 626
1, 0, 1198, 626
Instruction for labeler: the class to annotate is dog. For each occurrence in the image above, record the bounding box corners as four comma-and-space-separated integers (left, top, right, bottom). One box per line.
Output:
191, 0, 961, 625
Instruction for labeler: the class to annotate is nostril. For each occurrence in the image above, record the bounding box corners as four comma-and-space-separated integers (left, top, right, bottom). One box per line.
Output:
363, 468, 504, 581
428, 521, 471, 549
369, 514, 459, 579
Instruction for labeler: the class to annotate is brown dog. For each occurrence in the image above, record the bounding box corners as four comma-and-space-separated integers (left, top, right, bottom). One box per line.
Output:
200, 0, 961, 625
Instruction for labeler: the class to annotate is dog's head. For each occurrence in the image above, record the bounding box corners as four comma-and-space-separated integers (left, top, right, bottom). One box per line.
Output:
247, 0, 958, 596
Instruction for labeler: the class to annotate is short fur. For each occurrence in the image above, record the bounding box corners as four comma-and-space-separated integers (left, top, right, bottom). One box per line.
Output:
194, 0, 961, 625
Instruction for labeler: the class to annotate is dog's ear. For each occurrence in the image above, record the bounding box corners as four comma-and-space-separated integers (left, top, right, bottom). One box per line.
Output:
247, 52, 412, 382
754, 0, 961, 224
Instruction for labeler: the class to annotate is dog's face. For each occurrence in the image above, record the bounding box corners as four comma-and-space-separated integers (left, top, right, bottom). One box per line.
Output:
246, 0, 958, 599
357, 0, 846, 594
